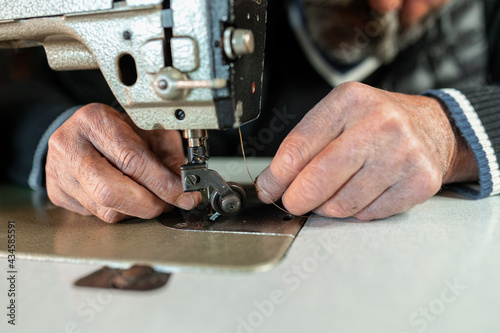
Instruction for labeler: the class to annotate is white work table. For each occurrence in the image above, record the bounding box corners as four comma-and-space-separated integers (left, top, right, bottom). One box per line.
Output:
1, 159, 499, 333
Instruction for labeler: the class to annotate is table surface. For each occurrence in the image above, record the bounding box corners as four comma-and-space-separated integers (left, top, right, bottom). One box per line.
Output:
1, 158, 499, 333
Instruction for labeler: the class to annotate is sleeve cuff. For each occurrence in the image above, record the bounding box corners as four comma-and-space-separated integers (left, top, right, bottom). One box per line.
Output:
421, 89, 500, 199
28, 106, 81, 191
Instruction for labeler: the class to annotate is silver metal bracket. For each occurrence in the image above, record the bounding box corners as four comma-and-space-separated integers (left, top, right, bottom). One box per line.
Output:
181, 163, 246, 216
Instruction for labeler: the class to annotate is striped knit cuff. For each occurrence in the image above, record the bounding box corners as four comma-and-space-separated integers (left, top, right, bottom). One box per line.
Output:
422, 89, 500, 199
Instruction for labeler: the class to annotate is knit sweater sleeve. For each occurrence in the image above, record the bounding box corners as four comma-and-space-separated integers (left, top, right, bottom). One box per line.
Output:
423, 87, 500, 198
417, 0, 500, 198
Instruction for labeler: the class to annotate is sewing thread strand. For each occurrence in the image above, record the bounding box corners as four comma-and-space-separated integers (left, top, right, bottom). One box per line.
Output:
238, 127, 318, 219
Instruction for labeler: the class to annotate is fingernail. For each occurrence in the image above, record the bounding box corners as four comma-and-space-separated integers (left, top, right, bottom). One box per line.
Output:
176, 194, 195, 210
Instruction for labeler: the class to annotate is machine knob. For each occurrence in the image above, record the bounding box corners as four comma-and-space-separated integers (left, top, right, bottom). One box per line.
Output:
223, 27, 255, 60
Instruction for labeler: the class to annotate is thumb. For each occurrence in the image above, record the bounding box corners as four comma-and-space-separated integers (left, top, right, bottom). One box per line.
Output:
255, 164, 288, 204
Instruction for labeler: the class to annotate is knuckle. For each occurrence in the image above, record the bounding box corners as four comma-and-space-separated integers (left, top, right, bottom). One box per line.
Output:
335, 81, 370, 104
48, 129, 69, 155
336, 81, 365, 96
354, 210, 376, 221
376, 108, 408, 135
412, 157, 443, 199
74, 104, 98, 123
150, 176, 181, 203
78, 103, 108, 119
291, 177, 324, 205
354, 204, 389, 221
276, 138, 310, 176
92, 182, 119, 208
417, 176, 441, 202
99, 208, 123, 223
326, 198, 357, 218
47, 188, 64, 208
118, 146, 147, 178
76, 103, 116, 131
143, 203, 165, 219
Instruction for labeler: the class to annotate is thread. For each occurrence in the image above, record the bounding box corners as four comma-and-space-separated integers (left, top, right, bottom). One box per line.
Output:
238, 127, 317, 219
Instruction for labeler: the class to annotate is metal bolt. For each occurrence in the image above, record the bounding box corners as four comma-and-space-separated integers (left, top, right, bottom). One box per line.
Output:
184, 175, 199, 186
122, 30, 132, 40
175, 109, 185, 120
157, 79, 168, 90
220, 194, 241, 215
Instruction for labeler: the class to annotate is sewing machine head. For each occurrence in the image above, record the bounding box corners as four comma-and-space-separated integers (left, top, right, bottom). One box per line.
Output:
0, 0, 268, 215
0, 0, 267, 130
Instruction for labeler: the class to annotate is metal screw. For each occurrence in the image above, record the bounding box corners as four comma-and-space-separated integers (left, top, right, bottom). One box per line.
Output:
220, 194, 241, 215
175, 109, 185, 120
184, 175, 199, 186
157, 79, 168, 90
122, 30, 132, 40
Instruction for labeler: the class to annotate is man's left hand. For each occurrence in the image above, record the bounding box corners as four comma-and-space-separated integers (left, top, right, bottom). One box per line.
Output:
256, 82, 477, 220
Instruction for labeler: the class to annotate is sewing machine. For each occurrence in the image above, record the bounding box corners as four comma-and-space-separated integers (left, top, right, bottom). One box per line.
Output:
0, 0, 267, 215
0, 0, 308, 275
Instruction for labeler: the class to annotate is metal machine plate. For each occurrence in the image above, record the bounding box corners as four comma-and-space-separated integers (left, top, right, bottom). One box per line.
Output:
0, 184, 305, 273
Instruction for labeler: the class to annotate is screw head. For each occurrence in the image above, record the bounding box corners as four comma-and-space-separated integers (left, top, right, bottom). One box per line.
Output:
184, 175, 199, 186
175, 109, 185, 120
157, 79, 168, 90
122, 30, 132, 40
220, 194, 241, 215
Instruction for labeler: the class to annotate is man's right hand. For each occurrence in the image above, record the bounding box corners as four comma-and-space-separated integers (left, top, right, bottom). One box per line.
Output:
46, 103, 200, 223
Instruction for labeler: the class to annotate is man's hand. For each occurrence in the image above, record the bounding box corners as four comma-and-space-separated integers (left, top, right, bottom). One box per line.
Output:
46, 103, 200, 223
256, 82, 478, 220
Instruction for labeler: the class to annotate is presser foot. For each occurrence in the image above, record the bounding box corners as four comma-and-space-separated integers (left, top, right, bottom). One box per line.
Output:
180, 163, 246, 216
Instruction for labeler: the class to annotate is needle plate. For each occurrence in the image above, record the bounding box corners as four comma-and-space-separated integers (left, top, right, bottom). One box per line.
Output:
0, 184, 306, 273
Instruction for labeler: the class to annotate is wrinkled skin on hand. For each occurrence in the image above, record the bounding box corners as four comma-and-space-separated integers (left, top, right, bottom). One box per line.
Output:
368, 0, 451, 25
46, 103, 200, 223
256, 82, 478, 220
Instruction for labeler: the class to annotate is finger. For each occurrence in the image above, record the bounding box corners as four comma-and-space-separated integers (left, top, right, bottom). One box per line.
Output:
74, 144, 169, 219
256, 89, 350, 203
47, 184, 92, 216
80, 104, 199, 209
123, 118, 186, 174
313, 165, 397, 218
280, 128, 368, 216
49, 168, 134, 223
368, 0, 402, 12
62, 186, 131, 223
354, 175, 441, 220
146, 130, 186, 174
